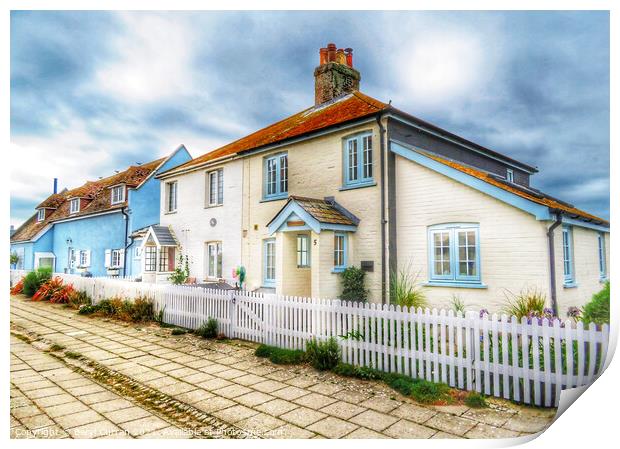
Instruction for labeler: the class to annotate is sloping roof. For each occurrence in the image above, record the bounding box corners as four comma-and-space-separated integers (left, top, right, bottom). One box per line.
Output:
417, 149, 608, 226
165, 92, 389, 173
11, 158, 165, 243
291, 196, 356, 226
148, 225, 178, 246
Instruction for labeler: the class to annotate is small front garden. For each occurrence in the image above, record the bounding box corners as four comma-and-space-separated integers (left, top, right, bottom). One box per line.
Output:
254, 337, 488, 408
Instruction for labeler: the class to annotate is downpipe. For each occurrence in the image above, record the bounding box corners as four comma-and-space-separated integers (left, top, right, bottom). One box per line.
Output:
377, 114, 387, 304
546, 211, 563, 316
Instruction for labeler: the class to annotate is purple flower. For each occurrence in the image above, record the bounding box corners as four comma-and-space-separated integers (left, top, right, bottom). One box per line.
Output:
479, 309, 489, 318
567, 307, 581, 318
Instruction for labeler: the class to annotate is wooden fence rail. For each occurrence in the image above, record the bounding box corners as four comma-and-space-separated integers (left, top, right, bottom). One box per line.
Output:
10, 270, 610, 407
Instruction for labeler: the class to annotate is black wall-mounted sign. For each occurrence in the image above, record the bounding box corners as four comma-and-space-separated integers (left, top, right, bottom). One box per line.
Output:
361, 261, 374, 272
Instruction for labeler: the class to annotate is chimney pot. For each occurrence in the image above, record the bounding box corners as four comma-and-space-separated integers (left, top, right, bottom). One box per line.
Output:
336, 49, 346, 65
319, 47, 328, 65
327, 43, 337, 62
53, 178, 58, 195
345, 48, 353, 67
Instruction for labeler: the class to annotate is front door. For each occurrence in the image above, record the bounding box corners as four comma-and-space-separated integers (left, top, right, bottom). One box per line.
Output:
263, 238, 276, 287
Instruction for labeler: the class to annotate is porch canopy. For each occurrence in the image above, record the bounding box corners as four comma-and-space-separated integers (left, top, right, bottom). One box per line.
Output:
267, 195, 359, 235
140, 225, 179, 273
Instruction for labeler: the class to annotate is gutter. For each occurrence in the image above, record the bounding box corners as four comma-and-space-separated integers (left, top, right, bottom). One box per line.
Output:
546, 211, 563, 316
377, 114, 387, 304
121, 207, 130, 277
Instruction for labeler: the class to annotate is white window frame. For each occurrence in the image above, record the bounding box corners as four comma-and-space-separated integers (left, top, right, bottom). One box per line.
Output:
69, 198, 80, 214
166, 181, 178, 213
144, 246, 157, 272
207, 169, 224, 206
506, 169, 514, 183
207, 241, 222, 279
110, 249, 122, 268
111, 185, 125, 205
36, 209, 45, 222
79, 250, 87, 267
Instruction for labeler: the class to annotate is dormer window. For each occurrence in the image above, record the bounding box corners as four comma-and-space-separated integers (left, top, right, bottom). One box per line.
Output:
506, 169, 514, 183
111, 185, 125, 205
36, 209, 45, 222
69, 198, 80, 214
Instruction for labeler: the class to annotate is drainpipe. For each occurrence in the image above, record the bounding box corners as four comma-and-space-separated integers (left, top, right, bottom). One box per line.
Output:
121, 207, 130, 277
377, 114, 387, 304
547, 211, 563, 316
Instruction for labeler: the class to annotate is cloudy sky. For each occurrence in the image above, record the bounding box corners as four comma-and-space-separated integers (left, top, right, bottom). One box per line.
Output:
10, 11, 610, 227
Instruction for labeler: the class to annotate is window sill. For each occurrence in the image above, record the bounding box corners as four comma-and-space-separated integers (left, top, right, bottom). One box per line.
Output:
204, 204, 223, 209
424, 281, 487, 289
339, 181, 376, 192
563, 282, 578, 289
332, 267, 346, 274
600, 277, 609, 283
164, 211, 177, 215
260, 195, 288, 203
297, 266, 311, 269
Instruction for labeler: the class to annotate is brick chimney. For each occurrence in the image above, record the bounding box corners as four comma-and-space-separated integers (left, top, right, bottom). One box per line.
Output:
314, 43, 361, 105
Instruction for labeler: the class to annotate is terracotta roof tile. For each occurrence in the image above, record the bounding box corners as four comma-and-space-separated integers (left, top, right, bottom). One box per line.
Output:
11, 157, 165, 243
169, 92, 388, 172
418, 150, 609, 226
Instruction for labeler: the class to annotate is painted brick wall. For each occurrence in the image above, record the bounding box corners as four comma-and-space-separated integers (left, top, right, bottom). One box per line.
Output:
241, 121, 384, 301
553, 226, 610, 317
395, 155, 551, 313
160, 160, 243, 283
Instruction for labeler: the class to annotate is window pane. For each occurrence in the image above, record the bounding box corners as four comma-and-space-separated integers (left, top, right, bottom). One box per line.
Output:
363, 135, 372, 179
280, 155, 288, 193
348, 140, 358, 181
217, 243, 222, 278
209, 172, 217, 204
457, 230, 477, 277
267, 159, 276, 195
217, 169, 224, 204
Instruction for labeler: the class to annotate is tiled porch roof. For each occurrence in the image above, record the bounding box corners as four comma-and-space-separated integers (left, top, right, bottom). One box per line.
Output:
290, 196, 356, 226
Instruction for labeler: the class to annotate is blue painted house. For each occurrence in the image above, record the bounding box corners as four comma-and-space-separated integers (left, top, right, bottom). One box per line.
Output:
10, 145, 191, 278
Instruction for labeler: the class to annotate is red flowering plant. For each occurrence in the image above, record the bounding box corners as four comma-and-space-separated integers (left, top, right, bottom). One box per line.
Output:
10, 278, 24, 295
32, 277, 74, 303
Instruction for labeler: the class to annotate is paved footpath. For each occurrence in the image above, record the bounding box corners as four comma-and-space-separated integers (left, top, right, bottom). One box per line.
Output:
10, 295, 557, 439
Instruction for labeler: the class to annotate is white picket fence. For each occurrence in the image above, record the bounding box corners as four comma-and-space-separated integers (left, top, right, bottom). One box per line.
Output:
10, 270, 610, 407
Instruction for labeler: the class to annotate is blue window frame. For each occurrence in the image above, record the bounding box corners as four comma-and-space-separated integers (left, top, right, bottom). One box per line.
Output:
343, 133, 373, 187
263, 153, 288, 199
333, 233, 347, 272
428, 224, 481, 284
598, 232, 606, 279
263, 238, 276, 287
562, 226, 575, 285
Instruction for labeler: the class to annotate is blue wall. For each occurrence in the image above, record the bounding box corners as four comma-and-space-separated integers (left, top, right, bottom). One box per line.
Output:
12, 146, 191, 277
10, 226, 54, 270
53, 212, 126, 277
128, 146, 191, 233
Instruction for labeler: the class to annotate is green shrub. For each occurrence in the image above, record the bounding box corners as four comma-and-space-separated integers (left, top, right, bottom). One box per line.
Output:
339, 266, 368, 302
96, 299, 116, 315
254, 345, 306, 364
131, 296, 154, 322
332, 363, 383, 380
306, 337, 341, 371
68, 290, 91, 309
22, 267, 52, 297
390, 263, 427, 309
410, 380, 451, 404
503, 287, 546, 320
195, 318, 218, 339
450, 294, 466, 314
78, 304, 98, 315
168, 254, 190, 285
383, 373, 418, 396
171, 328, 188, 336
464, 392, 488, 408
582, 281, 610, 325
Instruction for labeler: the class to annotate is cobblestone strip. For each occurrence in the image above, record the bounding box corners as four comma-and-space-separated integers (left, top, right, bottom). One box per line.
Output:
11, 326, 256, 439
